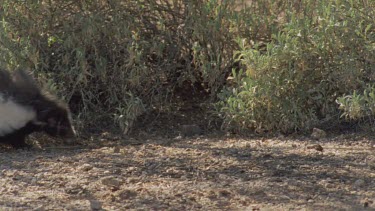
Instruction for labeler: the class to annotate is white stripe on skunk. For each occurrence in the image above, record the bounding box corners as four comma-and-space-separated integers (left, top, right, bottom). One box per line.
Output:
0, 94, 36, 136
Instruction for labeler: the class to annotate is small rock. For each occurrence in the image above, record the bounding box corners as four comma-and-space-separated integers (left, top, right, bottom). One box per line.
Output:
180, 125, 202, 137
80, 164, 93, 171
311, 128, 326, 140
101, 176, 122, 187
307, 144, 324, 152
90, 200, 102, 210
354, 179, 365, 187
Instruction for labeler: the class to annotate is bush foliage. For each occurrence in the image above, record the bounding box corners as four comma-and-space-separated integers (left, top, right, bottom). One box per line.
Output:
0, 0, 374, 133
0, 0, 243, 132
218, 0, 375, 133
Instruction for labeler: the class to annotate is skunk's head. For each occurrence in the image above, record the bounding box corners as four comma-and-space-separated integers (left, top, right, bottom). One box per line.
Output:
12, 69, 76, 139
35, 99, 76, 139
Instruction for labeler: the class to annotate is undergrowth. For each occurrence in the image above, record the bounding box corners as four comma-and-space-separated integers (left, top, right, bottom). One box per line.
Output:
0, 0, 374, 134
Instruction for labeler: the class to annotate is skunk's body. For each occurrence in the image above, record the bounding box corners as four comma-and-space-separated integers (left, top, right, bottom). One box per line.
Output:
0, 69, 75, 148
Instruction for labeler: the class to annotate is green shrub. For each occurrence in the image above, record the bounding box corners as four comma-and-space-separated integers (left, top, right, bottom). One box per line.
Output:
0, 0, 249, 132
337, 85, 375, 121
218, 0, 375, 133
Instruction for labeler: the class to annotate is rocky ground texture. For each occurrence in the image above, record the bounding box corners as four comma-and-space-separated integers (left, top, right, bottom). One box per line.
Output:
0, 132, 374, 210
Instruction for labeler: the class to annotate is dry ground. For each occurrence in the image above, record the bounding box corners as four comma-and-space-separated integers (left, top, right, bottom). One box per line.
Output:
0, 132, 374, 210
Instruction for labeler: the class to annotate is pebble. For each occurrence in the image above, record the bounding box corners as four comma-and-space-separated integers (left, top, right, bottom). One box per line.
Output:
80, 164, 93, 171
101, 176, 122, 187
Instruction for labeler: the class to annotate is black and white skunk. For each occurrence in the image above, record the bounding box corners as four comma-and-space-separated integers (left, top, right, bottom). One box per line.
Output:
0, 69, 75, 148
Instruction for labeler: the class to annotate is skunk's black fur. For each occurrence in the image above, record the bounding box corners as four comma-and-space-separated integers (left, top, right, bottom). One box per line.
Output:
0, 69, 75, 148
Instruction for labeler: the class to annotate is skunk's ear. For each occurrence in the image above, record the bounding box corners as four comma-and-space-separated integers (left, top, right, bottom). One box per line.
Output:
12, 69, 40, 95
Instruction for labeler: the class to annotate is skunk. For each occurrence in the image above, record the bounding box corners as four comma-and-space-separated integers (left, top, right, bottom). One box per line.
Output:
0, 69, 75, 148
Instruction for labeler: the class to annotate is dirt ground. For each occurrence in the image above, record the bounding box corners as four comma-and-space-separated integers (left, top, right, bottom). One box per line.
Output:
0, 131, 374, 211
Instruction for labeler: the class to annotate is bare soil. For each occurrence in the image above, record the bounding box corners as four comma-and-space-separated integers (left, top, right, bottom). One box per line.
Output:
0, 131, 374, 211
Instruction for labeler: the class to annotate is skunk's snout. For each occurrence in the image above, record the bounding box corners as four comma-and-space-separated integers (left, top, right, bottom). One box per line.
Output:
65, 126, 76, 138
62, 126, 77, 145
